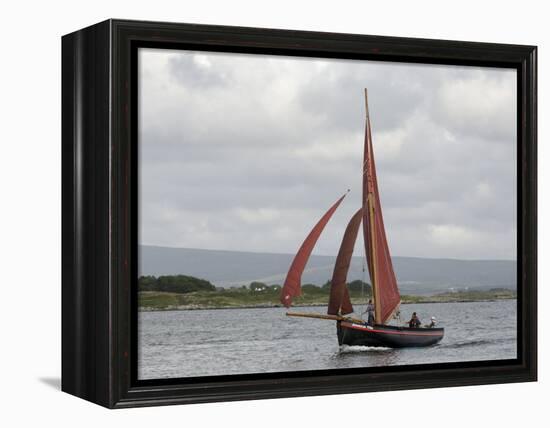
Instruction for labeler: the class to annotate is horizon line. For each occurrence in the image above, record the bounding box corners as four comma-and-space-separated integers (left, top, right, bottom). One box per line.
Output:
139, 244, 517, 263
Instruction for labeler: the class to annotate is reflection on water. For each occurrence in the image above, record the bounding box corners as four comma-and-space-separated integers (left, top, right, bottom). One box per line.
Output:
138, 300, 517, 380
331, 346, 399, 368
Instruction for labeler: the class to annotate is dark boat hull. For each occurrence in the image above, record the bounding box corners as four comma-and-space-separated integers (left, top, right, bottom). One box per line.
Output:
337, 321, 444, 348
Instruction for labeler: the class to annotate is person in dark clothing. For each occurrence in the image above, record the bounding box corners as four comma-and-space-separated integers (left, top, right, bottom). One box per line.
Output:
408, 312, 421, 328
364, 299, 375, 326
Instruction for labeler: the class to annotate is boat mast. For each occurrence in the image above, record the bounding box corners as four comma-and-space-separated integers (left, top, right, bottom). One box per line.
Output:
364, 89, 382, 324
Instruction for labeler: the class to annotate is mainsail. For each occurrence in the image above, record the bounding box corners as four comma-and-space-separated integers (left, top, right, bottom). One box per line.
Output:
280, 192, 348, 307
362, 89, 401, 324
327, 208, 363, 316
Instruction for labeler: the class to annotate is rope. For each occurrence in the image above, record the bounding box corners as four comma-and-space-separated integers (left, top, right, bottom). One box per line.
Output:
360, 240, 367, 322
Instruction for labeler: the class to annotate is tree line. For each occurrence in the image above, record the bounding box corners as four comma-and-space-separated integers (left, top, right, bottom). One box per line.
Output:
139, 275, 372, 295
138, 275, 216, 294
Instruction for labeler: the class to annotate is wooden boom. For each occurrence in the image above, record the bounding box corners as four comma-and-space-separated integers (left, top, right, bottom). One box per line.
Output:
286, 312, 365, 325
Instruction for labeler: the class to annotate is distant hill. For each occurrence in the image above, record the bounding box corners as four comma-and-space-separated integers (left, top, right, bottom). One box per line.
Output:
139, 245, 516, 295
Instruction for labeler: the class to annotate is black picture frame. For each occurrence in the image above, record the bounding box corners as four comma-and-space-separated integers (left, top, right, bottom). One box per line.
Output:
61, 19, 537, 408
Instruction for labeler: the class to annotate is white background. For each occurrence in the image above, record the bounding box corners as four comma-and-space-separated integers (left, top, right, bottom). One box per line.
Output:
0, 0, 546, 426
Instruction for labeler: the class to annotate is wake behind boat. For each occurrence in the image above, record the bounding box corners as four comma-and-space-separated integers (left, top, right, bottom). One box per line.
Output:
280, 89, 444, 349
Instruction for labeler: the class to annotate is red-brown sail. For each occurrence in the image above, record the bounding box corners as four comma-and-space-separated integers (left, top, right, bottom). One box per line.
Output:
363, 90, 401, 324
280, 193, 347, 307
327, 208, 363, 316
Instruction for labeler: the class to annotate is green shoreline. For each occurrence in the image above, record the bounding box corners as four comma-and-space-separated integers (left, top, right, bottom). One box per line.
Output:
138, 289, 516, 312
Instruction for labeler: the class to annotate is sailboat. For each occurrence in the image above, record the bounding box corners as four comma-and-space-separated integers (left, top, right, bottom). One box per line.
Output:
281, 89, 444, 348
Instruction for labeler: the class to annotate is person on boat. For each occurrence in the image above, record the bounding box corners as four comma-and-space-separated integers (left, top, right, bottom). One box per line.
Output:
364, 299, 375, 326
408, 312, 421, 328
426, 316, 437, 328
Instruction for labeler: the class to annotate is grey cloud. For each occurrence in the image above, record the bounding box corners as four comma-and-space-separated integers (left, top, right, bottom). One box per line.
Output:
169, 54, 228, 87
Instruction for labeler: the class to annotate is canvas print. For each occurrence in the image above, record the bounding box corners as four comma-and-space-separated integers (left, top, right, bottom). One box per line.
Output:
137, 48, 517, 380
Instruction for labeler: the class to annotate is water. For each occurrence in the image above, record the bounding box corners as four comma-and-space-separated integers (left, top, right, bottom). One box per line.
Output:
138, 300, 517, 380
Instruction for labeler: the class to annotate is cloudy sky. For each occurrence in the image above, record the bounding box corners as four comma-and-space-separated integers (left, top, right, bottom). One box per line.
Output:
138, 48, 517, 260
